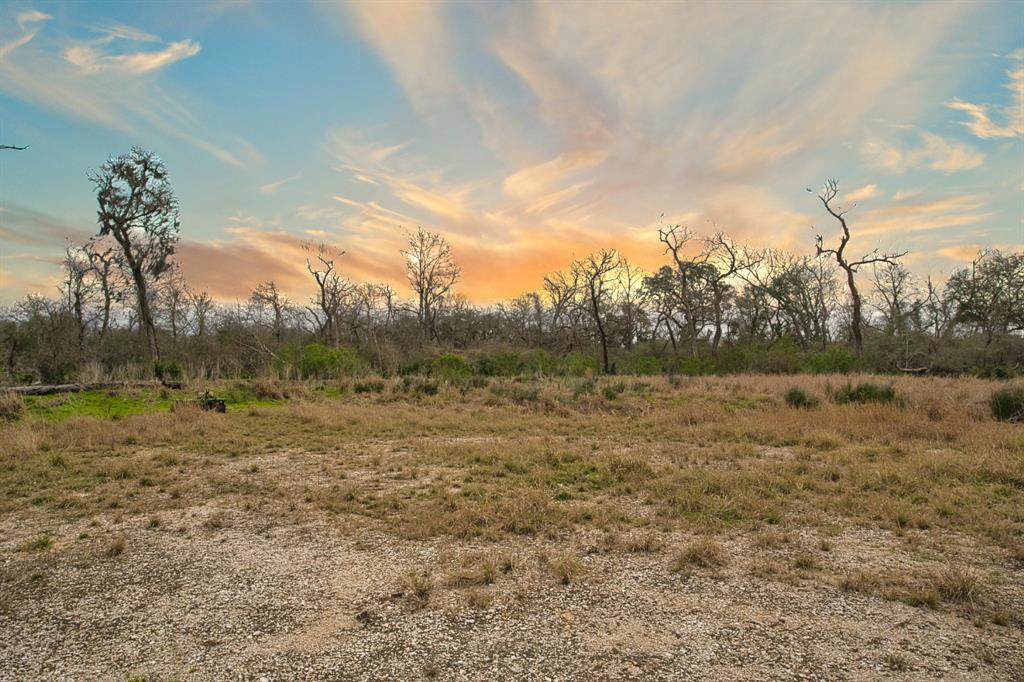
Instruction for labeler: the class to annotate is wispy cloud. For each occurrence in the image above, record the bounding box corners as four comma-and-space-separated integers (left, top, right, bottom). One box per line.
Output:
0, 14, 251, 167
862, 132, 984, 172
258, 173, 302, 194
948, 52, 1024, 139
65, 38, 200, 74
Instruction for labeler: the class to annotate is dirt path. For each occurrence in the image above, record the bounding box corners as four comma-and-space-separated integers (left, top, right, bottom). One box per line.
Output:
1, 503, 1021, 681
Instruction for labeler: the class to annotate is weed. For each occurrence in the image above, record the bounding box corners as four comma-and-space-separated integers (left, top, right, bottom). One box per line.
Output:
832, 382, 898, 405
622, 530, 663, 553
0, 391, 24, 421
784, 387, 819, 409
672, 539, 728, 570
400, 570, 433, 610
932, 566, 982, 606
18, 534, 53, 552
549, 551, 584, 584
989, 385, 1024, 422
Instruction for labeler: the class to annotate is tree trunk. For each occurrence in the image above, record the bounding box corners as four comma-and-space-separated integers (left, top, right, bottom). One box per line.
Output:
130, 264, 160, 360
845, 266, 863, 354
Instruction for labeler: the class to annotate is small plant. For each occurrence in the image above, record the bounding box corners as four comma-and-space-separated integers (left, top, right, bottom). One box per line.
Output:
0, 391, 24, 421
784, 387, 819, 409
572, 378, 596, 399
466, 589, 493, 609
413, 380, 439, 396
882, 652, 912, 672
18, 534, 53, 552
400, 570, 433, 610
832, 382, 898, 405
549, 551, 584, 585
672, 539, 728, 571
989, 385, 1024, 422
932, 566, 982, 605
623, 530, 663, 553
792, 553, 819, 570
602, 382, 626, 401
106, 537, 125, 557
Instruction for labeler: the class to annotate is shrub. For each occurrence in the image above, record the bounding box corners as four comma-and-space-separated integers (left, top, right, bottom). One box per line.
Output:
572, 377, 596, 399
287, 343, 365, 379
474, 351, 524, 377
0, 391, 24, 421
250, 379, 285, 400
674, 356, 715, 376
521, 348, 560, 377
602, 382, 626, 401
622, 354, 662, 375
807, 347, 860, 374
353, 379, 386, 394
413, 379, 439, 396
430, 353, 472, 381
564, 352, 599, 377
153, 360, 183, 382
990, 385, 1024, 422
833, 382, 898, 405
784, 387, 819, 409
975, 365, 1014, 380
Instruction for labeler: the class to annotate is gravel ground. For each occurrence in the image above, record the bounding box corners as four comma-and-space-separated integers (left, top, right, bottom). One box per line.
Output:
1, 501, 1021, 682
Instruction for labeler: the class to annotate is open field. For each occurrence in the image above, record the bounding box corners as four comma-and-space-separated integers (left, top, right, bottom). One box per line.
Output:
1, 374, 1022, 680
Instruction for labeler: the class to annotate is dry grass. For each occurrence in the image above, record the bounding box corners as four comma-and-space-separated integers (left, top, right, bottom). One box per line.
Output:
672, 539, 729, 571
1, 374, 1021, 571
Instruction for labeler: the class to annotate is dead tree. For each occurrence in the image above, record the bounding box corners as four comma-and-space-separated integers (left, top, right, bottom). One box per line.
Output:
813, 179, 907, 354
572, 249, 621, 374
304, 242, 349, 346
402, 227, 460, 342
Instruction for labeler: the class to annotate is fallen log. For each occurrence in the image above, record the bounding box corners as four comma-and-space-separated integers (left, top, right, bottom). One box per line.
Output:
5, 381, 167, 396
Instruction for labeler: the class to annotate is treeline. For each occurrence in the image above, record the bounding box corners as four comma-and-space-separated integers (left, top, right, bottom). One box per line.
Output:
2, 148, 1022, 385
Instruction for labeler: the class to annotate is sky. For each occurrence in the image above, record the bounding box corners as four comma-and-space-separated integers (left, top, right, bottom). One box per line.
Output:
1, 0, 1022, 305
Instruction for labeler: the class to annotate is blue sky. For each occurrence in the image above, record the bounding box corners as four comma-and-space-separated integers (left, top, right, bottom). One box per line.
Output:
1, 0, 1022, 303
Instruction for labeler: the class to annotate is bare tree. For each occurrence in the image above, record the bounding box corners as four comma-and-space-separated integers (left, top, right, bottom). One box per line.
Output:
572, 249, 621, 374
402, 227, 461, 342
190, 290, 214, 337
83, 238, 122, 342
250, 281, 290, 341
91, 147, 180, 360
304, 241, 349, 346
871, 262, 923, 336
813, 179, 907, 354
60, 246, 98, 352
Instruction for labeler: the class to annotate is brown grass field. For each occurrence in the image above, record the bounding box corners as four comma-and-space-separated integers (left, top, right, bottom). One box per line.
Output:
1, 374, 1022, 680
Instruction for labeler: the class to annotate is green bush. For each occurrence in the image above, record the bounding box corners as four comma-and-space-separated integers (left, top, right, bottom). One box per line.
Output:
153, 360, 183, 382
833, 382, 898, 405
564, 352, 599, 377
622, 354, 662, 375
286, 343, 365, 379
431, 353, 472, 380
521, 349, 560, 377
474, 351, 524, 377
354, 379, 386, 394
807, 347, 860, 374
674, 356, 716, 376
602, 381, 626, 400
784, 387, 819, 409
975, 366, 1015, 380
989, 385, 1024, 422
